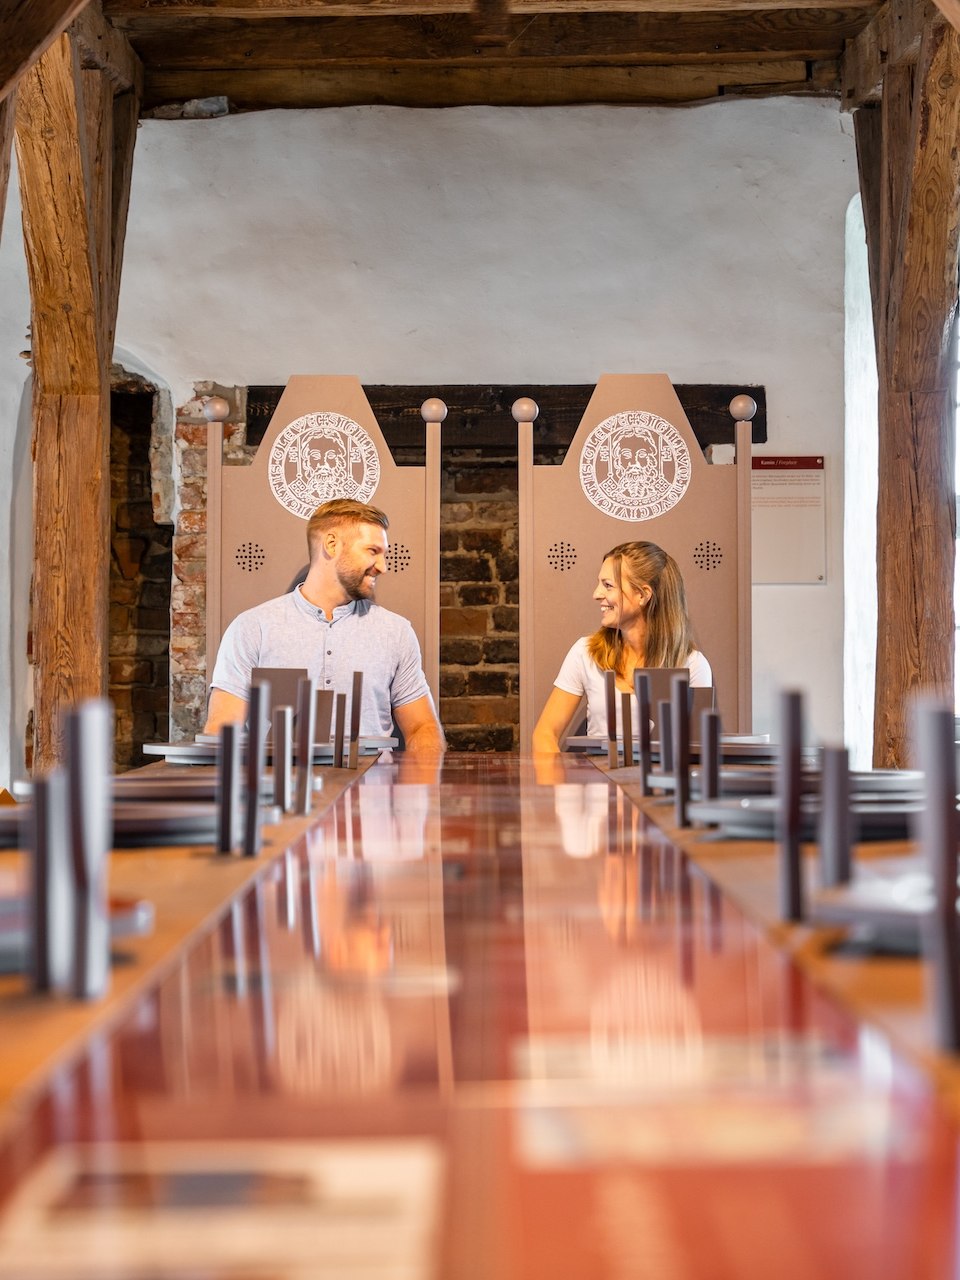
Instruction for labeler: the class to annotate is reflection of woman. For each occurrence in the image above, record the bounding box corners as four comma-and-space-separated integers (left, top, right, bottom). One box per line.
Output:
532, 541, 711, 753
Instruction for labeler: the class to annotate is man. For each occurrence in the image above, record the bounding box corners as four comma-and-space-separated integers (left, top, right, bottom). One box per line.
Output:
204, 498, 445, 756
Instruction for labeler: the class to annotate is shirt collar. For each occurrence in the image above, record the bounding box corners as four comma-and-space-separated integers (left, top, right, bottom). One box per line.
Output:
292, 585, 362, 623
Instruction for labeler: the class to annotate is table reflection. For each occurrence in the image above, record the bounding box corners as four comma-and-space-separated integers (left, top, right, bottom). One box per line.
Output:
0, 755, 958, 1279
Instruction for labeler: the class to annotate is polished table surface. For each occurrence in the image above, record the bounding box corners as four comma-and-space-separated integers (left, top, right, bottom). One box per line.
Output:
0, 752, 958, 1278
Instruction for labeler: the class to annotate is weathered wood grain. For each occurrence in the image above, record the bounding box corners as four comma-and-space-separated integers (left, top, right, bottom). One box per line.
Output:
861, 52, 957, 768
32, 392, 110, 772
932, 0, 960, 31
71, 0, 144, 93
117, 10, 870, 65
16, 29, 137, 770
842, 0, 942, 109
104, 0, 879, 15
14, 34, 102, 393
144, 58, 815, 108
872, 388, 955, 766
888, 20, 960, 391
0, 0, 91, 104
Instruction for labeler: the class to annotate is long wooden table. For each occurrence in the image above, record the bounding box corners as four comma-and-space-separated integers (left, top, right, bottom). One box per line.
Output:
0, 752, 957, 1278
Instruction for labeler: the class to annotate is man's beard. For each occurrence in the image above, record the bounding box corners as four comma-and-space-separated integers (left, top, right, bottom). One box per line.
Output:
337, 560, 374, 601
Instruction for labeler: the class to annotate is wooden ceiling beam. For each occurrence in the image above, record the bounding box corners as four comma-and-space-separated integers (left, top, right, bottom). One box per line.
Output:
0, 0, 92, 105
841, 0, 941, 108
121, 11, 869, 67
71, 1, 143, 94
104, 0, 877, 14
887, 19, 960, 390
143, 58, 816, 107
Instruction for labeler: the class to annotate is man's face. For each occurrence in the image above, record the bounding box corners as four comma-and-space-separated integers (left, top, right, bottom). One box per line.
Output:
335, 522, 389, 601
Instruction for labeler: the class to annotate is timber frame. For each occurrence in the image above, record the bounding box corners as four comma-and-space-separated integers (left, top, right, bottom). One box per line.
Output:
9, 3, 142, 770
2, 0, 960, 766
844, 0, 960, 766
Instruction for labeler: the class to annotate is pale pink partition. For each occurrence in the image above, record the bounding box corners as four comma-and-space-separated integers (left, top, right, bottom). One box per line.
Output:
519, 374, 752, 745
206, 376, 440, 702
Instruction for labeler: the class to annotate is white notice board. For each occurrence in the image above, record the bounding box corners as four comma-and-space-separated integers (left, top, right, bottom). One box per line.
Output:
751, 456, 826, 584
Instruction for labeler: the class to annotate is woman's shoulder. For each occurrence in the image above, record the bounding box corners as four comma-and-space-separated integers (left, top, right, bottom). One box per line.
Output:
686, 648, 713, 685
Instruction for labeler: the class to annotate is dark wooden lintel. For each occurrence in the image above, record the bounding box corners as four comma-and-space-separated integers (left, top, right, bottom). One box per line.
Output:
246, 383, 767, 463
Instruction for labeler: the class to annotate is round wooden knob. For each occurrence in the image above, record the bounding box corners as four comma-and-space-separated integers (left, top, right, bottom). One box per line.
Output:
729, 394, 757, 422
420, 398, 448, 422
203, 395, 231, 422
512, 397, 539, 423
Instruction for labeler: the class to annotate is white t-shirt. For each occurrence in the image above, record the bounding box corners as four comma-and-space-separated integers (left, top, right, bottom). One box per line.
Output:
554, 637, 712, 738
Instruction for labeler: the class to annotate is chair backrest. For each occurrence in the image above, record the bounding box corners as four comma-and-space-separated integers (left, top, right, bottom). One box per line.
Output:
519, 373, 752, 745
206, 376, 441, 704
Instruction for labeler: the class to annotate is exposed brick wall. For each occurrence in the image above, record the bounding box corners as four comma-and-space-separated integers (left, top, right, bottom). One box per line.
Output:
169, 384, 247, 740
440, 452, 519, 751
109, 385, 173, 769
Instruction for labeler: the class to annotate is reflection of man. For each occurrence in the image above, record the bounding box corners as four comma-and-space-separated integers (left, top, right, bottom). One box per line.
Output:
205, 498, 445, 757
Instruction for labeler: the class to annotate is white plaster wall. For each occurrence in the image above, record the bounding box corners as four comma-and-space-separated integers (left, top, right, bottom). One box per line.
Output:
0, 98, 858, 772
843, 195, 879, 771
0, 161, 32, 786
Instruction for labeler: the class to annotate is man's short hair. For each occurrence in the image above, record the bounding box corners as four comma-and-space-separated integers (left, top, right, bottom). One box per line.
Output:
306, 499, 389, 558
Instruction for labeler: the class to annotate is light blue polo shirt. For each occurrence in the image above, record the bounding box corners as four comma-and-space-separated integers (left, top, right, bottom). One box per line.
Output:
210, 588, 433, 736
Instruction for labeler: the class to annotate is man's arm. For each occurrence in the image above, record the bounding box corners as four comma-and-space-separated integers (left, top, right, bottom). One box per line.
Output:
394, 695, 446, 756
204, 688, 249, 734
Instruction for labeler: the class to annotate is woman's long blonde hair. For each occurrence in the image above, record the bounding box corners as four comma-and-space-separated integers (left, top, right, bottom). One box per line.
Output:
586, 541, 694, 676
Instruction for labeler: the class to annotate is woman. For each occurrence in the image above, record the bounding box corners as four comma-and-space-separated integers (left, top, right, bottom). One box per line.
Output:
532, 541, 711, 753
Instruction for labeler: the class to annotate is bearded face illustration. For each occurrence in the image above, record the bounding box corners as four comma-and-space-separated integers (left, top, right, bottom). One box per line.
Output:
580, 411, 691, 521
269, 413, 381, 519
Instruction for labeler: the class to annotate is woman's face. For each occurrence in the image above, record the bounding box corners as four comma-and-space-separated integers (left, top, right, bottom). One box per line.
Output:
593, 557, 649, 630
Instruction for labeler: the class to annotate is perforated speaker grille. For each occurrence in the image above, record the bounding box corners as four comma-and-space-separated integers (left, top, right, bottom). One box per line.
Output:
386, 543, 411, 573
547, 541, 578, 572
235, 542, 266, 572
692, 540, 723, 572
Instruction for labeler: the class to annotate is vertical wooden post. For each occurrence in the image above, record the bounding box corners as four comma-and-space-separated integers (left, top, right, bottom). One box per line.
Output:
854, 26, 960, 768
14, 27, 140, 769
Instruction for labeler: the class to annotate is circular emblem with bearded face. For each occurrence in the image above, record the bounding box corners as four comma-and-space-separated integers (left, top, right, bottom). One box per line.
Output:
268, 412, 381, 519
579, 410, 691, 521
